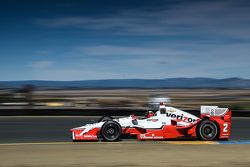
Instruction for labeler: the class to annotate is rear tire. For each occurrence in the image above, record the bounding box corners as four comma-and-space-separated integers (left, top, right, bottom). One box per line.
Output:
197, 120, 218, 141
101, 121, 122, 142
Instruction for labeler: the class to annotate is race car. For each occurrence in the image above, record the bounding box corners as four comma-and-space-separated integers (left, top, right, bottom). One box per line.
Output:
70, 104, 232, 142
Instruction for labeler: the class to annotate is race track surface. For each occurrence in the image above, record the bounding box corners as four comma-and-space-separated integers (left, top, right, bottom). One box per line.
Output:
0, 143, 250, 167
0, 116, 250, 167
0, 116, 249, 143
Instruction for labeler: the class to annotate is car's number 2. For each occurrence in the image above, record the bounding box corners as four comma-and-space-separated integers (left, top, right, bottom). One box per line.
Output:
223, 123, 228, 132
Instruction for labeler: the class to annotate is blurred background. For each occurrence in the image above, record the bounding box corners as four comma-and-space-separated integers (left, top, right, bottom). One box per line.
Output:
0, 82, 250, 112
0, 0, 250, 114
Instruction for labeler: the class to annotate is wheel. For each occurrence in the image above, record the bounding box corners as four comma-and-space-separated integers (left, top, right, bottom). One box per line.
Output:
101, 121, 122, 141
197, 120, 219, 141
98, 116, 113, 122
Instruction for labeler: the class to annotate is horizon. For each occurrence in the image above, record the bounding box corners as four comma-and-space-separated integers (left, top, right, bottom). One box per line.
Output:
0, 77, 248, 82
1, 0, 250, 80
0, 77, 250, 82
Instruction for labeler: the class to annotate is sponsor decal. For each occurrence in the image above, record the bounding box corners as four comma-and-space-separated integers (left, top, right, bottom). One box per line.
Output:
167, 109, 176, 112
140, 134, 164, 139
166, 112, 197, 123
147, 118, 159, 122
83, 134, 96, 138
154, 136, 164, 139
211, 109, 215, 116
140, 134, 145, 137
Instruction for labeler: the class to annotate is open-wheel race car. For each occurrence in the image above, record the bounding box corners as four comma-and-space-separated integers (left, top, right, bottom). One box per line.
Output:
70, 104, 232, 142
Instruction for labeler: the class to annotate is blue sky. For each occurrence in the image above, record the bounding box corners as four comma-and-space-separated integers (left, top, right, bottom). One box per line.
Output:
0, 0, 250, 81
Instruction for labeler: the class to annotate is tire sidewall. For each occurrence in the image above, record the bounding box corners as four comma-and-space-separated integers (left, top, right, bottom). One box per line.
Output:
197, 120, 218, 141
101, 121, 122, 141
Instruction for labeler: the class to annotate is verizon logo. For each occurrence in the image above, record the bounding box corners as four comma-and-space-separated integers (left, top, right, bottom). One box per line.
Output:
166, 113, 197, 123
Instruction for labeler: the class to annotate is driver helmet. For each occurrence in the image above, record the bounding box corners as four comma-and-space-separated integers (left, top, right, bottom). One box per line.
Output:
145, 111, 154, 118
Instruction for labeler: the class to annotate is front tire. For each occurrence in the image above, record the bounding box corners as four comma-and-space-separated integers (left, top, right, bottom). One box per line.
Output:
101, 121, 122, 142
197, 120, 218, 141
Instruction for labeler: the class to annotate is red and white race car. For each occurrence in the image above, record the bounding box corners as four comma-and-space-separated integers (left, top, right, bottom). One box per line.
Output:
70, 104, 232, 141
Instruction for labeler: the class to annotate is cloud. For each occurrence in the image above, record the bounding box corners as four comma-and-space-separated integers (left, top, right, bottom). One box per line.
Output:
78, 45, 187, 56
30, 0, 250, 80
26, 37, 250, 80
35, 50, 51, 55
35, 0, 250, 39
30, 61, 54, 69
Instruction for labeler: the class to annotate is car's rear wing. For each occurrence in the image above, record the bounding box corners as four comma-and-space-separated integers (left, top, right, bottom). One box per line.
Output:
200, 106, 229, 116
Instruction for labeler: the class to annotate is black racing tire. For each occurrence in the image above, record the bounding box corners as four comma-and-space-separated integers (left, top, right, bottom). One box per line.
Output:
197, 120, 219, 141
98, 116, 114, 122
101, 121, 122, 142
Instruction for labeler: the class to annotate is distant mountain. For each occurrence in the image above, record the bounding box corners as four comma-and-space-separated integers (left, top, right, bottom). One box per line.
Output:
0, 78, 250, 89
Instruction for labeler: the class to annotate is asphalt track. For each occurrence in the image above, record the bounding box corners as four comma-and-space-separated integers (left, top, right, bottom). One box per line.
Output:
0, 116, 249, 143
0, 117, 250, 167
